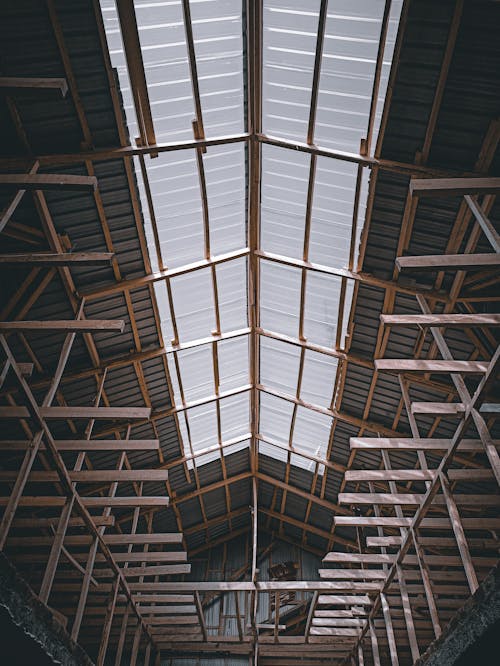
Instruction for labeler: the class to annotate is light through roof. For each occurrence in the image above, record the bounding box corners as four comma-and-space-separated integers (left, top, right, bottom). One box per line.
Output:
100, 0, 403, 474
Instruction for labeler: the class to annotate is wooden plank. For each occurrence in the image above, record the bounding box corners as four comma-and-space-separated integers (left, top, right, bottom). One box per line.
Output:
464, 195, 500, 252
0, 496, 169, 507
0, 439, 159, 451
345, 469, 493, 483
0, 470, 170, 483
366, 536, 499, 549
374, 359, 488, 373
0, 76, 68, 95
409, 177, 500, 197
338, 493, 500, 506
317, 595, 371, 606
0, 406, 151, 419
335, 517, 500, 529
0, 252, 114, 265
396, 253, 500, 271
349, 437, 497, 451
0, 320, 125, 332
380, 593, 399, 666
318, 570, 387, 581
0, 173, 97, 191
380, 313, 500, 327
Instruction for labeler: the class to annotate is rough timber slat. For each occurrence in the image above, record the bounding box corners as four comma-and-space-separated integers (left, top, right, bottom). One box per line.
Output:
0, 173, 97, 190
0, 497, 169, 507
0, 439, 160, 451
0, 470, 171, 483
0, 406, 151, 419
380, 313, 500, 327
349, 437, 499, 451
0, 76, 68, 95
409, 177, 500, 197
338, 493, 500, 506
396, 253, 500, 271
0, 252, 114, 265
0, 320, 125, 332
374, 359, 489, 373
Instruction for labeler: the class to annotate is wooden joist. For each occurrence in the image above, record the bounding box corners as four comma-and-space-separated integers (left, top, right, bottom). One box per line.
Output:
380, 313, 500, 327
334, 517, 500, 529
0, 496, 169, 507
396, 253, 500, 271
0, 320, 125, 332
349, 437, 498, 451
409, 177, 500, 197
0, 406, 151, 419
0, 469, 170, 483
365, 536, 499, 549
0, 252, 114, 265
374, 359, 489, 373
0, 76, 68, 95
344, 469, 493, 483
323, 553, 498, 567
338, 493, 500, 506
7, 533, 182, 547
0, 173, 97, 191
0, 439, 160, 451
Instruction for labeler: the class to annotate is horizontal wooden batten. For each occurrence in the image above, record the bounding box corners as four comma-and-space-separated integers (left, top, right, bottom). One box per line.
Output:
0, 470, 170, 483
409, 176, 500, 197
334, 517, 500, 529
380, 313, 500, 327
338, 493, 500, 506
0, 496, 169, 507
365, 536, 500, 549
0, 406, 151, 419
0, 439, 160, 451
396, 253, 500, 271
0, 76, 68, 95
349, 437, 498, 451
0, 173, 97, 191
374, 359, 489, 373
0, 252, 114, 265
344, 469, 494, 482
323, 553, 498, 567
0, 320, 125, 332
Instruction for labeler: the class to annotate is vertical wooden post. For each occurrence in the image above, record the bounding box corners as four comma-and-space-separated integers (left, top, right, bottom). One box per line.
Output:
97, 575, 120, 666
411, 527, 441, 638
396, 563, 419, 661
369, 617, 381, 666
380, 593, 399, 666
439, 472, 478, 594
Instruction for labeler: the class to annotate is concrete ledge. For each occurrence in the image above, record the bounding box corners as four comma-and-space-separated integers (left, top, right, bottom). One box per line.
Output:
0, 553, 94, 665
415, 561, 500, 666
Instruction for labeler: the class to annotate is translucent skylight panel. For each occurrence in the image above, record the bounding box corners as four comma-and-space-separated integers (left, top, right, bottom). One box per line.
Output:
258, 439, 289, 464
169, 268, 216, 342
135, 1, 196, 142
263, 0, 322, 141
314, 1, 385, 152
260, 260, 301, 337
260, 337, 300, 395
291, 406, 332, 464
218, 336, 249, 393
216, 258, 248, 331
176, 345, 214, 402
300, 349, 337, 408
260, 145, 309, 258
259, 391, 294, 444
308, 157, 359, 267
187, 402, 219, 452
190, 0, 245, 135
220, 393, 250, 441
148, 151, 205, 266
153, 281, 175, 344
303, 271, 342, 347
204, 143, 246, 256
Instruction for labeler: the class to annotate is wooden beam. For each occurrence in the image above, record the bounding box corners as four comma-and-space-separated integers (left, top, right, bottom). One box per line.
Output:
0, 406, 151, 419
0, 470, 170, 483
338, 493, 500, 506
0, 497, 169, 507
0, 173, 97, 191
396, 253, 500, 271
335, 517, 500, 529
374, 359, 489, 373
0, 76, 68, 95
409, 177, 500, 197
380, 313, 500, 327
345, 469, 493, 482
0, 320, 125, 332
0, 252, 115, 265
0, 439, 159, 451
349, 437, 498, 451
